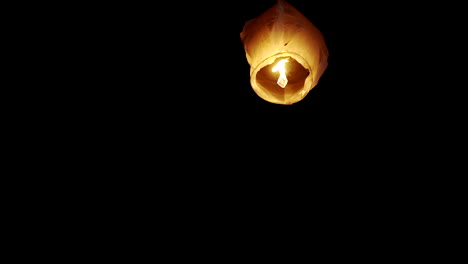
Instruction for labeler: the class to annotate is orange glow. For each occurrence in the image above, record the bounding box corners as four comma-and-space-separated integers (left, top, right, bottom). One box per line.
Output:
240, 0, 328, 105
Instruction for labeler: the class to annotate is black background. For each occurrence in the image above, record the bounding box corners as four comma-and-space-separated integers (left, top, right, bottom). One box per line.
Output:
101, 2, 368, 122
71, 0, 459, 174
22, 1, 461, 250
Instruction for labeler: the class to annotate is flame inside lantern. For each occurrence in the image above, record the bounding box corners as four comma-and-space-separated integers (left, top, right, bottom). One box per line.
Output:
272, 58, 289, 88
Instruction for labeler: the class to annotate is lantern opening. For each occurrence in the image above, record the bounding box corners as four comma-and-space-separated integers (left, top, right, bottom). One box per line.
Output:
255, 56, 310, 104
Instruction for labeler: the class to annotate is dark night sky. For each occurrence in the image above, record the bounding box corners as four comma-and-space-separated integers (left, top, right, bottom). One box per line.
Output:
105, 1, 378, 118
51, 2, 461, 242
104, 1, 421, 112
61, 1, 461, 225
85, 0, 456, 166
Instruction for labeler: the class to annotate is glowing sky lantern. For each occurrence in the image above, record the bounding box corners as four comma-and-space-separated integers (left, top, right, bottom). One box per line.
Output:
240, 0, 328, 105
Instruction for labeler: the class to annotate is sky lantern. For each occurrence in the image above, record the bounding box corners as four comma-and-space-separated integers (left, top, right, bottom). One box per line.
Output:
240, 0, 329, 105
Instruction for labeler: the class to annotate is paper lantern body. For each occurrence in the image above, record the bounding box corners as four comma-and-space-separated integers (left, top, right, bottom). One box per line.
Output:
240, 0, 328, 105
